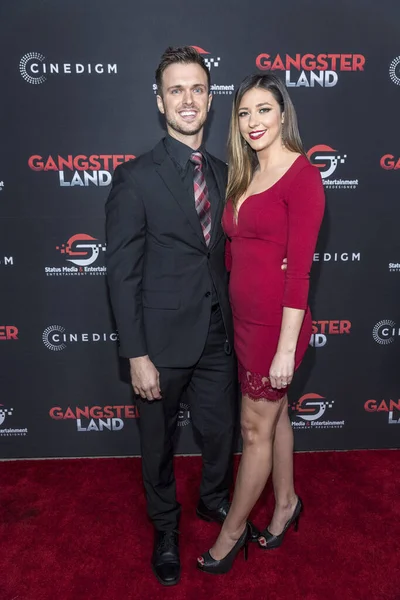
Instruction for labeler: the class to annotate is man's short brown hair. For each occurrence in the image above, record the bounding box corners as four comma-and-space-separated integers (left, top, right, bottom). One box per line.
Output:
155, 46, 211, 96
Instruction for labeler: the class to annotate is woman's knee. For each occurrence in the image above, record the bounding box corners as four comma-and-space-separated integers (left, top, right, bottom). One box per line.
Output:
241, 412, 274, 445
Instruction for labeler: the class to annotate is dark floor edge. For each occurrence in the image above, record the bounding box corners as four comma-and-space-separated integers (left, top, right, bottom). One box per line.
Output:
0, 447, 398, 462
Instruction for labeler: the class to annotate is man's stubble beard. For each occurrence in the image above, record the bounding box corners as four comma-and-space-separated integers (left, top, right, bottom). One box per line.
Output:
166, 113, 207, 137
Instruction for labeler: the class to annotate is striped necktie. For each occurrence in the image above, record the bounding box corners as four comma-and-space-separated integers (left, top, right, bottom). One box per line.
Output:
190, 151, 212, 246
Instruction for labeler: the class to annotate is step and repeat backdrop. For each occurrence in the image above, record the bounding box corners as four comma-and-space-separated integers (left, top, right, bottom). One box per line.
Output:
1, 0, 399, 458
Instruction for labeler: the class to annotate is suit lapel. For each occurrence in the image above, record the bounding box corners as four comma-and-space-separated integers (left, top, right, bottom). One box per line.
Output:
207, 154, 227, 249
154, 142, 206, 249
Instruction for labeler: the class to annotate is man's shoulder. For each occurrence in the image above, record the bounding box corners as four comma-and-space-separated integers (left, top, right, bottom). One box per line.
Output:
207, 152, 228, 170
207, 152, 228, 178
117, 148, 155, 177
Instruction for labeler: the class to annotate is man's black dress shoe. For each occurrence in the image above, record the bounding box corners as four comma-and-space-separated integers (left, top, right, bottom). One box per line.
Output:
151, 530, 180, 586
196, 499, 229, 524
196, 499, 260, 542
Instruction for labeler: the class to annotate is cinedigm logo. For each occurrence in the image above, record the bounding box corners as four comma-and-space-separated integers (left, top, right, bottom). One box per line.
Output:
372, 320, 400, 345
19, 52, 118, 84
389, 56, 400, 85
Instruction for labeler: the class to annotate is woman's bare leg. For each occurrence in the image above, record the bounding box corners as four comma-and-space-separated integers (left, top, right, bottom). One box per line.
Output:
208, 394, 285, 560
267, 395, 298, 536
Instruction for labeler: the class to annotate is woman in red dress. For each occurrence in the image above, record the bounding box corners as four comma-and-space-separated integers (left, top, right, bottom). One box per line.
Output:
198, 74, 325, 574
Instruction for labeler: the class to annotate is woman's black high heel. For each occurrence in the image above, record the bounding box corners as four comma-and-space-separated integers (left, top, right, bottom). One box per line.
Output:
258, 497, 303, 550
197, 523, 250, 574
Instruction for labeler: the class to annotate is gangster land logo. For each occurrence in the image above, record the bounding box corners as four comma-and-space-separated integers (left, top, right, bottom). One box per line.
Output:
28, 154, 135, 187
255, 52, 365, 87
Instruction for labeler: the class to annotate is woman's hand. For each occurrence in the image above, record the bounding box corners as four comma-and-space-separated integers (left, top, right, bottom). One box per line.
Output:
269, 350, 295, 389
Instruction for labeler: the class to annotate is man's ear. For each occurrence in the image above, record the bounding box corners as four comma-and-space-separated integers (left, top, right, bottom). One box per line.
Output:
156, 94, 165, 114
208, 93, 213, 112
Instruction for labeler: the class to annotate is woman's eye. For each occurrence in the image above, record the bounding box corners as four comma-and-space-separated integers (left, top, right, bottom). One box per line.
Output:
259, 107, 270, 113
238, 111, 248, 118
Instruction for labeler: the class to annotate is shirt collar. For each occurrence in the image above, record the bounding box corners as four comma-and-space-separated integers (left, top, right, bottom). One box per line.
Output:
164, 134, 207, 171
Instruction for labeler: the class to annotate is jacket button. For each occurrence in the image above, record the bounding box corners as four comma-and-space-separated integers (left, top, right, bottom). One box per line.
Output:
207, 252, 210, 259
205, 291, 211, 297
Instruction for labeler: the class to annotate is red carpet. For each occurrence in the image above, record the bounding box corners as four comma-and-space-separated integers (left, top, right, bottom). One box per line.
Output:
1, 450, 399, 600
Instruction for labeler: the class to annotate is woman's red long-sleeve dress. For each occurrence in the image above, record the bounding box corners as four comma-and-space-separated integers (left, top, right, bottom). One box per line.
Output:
222, 156, 325, 401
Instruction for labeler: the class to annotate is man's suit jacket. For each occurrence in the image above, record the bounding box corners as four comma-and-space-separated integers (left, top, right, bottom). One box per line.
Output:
105, 139, 234, 368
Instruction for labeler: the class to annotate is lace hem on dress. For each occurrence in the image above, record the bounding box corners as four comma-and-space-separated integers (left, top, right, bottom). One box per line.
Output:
238, 363, 287, 402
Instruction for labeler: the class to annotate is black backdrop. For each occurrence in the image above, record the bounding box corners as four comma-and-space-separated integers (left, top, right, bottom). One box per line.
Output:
1, 0, 399, 458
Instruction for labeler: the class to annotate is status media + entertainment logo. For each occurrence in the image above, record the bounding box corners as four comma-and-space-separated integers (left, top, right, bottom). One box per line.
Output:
307, 145, 358, 189
290, 393, 344, 430
153, 46, 234, 96
45, 233, 106, 276
0, 405, 28, 437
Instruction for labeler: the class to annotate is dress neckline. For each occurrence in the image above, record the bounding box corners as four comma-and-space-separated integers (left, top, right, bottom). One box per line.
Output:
235, 154, 304, 221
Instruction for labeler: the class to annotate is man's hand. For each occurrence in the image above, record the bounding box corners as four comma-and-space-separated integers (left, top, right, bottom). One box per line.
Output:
129, 356, 161, 401
281, 257, 288, 271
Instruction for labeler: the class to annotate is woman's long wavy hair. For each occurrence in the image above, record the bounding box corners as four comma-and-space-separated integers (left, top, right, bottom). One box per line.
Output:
226, 74, 306, 209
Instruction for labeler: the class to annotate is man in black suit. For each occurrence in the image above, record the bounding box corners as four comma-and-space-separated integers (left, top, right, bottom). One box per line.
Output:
106, 46, 247, 586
